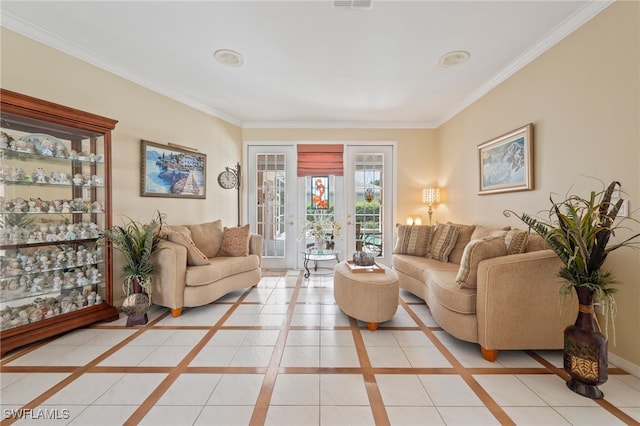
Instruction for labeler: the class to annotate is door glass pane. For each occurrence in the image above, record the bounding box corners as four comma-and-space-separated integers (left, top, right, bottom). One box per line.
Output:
354, 153, 384, 257
256, 153, 286, 257
302, 176, 337, 250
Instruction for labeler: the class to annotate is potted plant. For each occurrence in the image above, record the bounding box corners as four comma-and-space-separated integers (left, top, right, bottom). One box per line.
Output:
506, 180, 639, 398
100, 211, 165, 326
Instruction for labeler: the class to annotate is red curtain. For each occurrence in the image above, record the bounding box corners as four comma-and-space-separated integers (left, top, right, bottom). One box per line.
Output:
297, 144, 344, 176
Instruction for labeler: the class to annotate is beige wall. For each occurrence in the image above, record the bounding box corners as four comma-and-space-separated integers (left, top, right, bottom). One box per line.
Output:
242, 128, 439, 224
1, 28, 244, 300
438, 1, 640, 368
0, 28, 244, 228
1, 0, 638, 368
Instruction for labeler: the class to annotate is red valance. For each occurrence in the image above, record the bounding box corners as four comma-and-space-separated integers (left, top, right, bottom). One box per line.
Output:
297, 144, 344, 176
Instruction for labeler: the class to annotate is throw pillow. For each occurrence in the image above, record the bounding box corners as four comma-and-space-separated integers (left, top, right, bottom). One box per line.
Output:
504, 229, 529, 255
166, 231, 210, 266
188, 220, 224, 258
160, 224, 191, 239
393, 224, 433, 257
446, 223, 476, 265
470, 225, 510, 241
455, 237, 507, 288
217, 224, 251, 257
429, 223, 460, 262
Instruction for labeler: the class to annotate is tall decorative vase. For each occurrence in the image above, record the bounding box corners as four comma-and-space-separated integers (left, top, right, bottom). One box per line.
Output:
563, 286, 608, 399
121, 277, 150, 327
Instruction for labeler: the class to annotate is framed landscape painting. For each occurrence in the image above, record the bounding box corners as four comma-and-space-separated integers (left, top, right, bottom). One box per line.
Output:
478, 124, 533, 195
141, 140, 206, 199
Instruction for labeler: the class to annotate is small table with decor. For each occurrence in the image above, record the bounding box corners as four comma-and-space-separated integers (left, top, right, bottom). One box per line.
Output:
301, 249, 340, 278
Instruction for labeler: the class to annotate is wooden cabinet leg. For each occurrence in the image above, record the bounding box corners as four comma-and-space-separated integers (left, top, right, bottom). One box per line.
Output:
481, 347, 498, 362
171, 308, 182, 317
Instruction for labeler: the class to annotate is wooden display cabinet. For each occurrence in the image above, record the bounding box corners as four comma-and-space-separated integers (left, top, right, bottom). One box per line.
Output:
0, 89, 119, 356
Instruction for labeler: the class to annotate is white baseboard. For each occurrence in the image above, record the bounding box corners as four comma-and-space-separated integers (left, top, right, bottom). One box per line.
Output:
609, 352, 640, 378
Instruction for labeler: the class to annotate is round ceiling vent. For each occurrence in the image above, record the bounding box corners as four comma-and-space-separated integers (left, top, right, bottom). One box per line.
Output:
214, 49, 244, 67
437, 50, 470, 68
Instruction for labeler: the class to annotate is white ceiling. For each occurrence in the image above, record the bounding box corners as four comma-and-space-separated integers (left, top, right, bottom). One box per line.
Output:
1, 1, 612, 128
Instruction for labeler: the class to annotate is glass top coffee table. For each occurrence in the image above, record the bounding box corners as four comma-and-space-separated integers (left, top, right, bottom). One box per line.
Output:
301, 249, 341, 278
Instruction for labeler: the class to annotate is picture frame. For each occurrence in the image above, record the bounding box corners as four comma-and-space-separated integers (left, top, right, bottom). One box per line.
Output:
310, 176, 329, 209
140, 139, 206, 199
478, 123, 533, 195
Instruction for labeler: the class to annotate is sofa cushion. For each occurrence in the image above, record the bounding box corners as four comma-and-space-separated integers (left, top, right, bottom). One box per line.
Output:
185, 254, 260, 287
393, 254, 443, 282
455, 237, 507, 288
217, 224, 251, 257
166, 231, 210, 266
504, 229, 529, 255
525, 233, 550, 252
429, 223, 460, 262
393, 225, 434, 257
426, 265, 477, 314
161, 224, 191, 239
188, 220, 224, 258
470, 225, 510, 240
447, 223, 476, 265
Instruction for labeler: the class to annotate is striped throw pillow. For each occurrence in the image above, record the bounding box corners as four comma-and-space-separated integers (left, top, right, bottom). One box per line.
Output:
455, 237, 507, 288
393, 225, 434, 257
429, 223, 460, 262
505, 229, 529, 255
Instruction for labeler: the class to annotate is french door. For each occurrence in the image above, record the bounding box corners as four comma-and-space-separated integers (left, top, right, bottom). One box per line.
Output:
344, 145, 395, 266
246, 143, 395, 269
246, 145, 297, 269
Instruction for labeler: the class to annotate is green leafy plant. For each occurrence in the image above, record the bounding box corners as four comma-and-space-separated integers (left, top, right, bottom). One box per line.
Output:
100, 210, 166, 301
505, 180, 640, 340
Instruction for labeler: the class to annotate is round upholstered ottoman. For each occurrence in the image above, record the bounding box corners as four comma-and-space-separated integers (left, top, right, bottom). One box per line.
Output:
333, 261, 399, 331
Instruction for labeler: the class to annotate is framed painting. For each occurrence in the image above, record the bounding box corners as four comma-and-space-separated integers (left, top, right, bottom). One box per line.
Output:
140, 139, 206, 199
311, 176, 329, 209
478, 124, 533, 195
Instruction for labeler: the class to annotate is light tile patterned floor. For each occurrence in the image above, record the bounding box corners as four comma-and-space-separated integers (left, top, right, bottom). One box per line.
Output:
1, 269, 638, 425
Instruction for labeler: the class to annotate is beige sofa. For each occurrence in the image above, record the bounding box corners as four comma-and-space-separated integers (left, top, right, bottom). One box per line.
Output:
392, 223, 575, 361
149, 221, 262, 317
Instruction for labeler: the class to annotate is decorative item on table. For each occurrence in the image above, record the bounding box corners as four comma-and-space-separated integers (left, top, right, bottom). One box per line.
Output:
100, 210, 166, 326
352, 250, 375, 266
505, 179, 640, 399
298, 214, 341, 251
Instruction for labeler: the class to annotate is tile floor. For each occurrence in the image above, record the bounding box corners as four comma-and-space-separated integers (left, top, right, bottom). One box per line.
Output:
1, 270, 638, 425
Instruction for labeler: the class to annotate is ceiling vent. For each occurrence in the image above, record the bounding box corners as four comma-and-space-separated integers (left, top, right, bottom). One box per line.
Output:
333, 0, 373, 10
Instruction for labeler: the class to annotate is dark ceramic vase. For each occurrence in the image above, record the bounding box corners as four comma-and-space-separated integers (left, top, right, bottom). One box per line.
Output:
123, 277, 149, 327
563, 286, 608, 399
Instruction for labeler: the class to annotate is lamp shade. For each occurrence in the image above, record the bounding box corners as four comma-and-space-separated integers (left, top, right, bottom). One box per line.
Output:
422, 187, 440, 204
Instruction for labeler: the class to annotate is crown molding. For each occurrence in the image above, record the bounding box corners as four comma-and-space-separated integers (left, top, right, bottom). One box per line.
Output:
241, 120, 437, 129
2, 0, 613, 131
435, 0, 614, 127
0, 11, 243, 127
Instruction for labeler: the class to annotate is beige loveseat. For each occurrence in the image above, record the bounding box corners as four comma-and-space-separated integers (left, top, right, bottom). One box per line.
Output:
392, 223, 574, 361
150, 221, 262, 317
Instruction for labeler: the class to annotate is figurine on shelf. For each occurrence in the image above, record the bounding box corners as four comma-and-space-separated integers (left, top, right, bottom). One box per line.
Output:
72, 174, 83, 186
57, 224, 67, 241
61, 201, 71, 214
52, 273, 63, 290
68, 149, 77, 160
89, 153, 96, 162
89, 267, 101, 283
32, 167, 48, 183
91, 201, 103, 213
39, 138, 54, 156
65, 224, 76, 240
87, 292, 96, 306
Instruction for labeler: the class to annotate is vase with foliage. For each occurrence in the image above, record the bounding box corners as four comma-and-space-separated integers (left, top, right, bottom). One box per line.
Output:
100, 211, 165, 326
505, 180, 639, 398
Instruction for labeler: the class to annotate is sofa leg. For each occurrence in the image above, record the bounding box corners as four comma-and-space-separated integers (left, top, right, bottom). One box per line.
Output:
171, 308, 182, 317
481, 347, 498, 362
